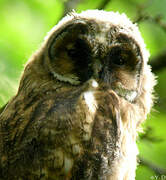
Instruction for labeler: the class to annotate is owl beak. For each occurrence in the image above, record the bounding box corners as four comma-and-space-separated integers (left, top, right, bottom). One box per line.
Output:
93, 59, 103, 79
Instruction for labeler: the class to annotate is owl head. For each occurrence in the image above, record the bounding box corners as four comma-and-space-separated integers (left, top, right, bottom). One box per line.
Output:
22, 10, 155, 121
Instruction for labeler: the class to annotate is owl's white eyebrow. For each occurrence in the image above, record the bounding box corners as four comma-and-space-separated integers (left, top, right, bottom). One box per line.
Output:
52, 72, 80, 85
114, 86, 138, 103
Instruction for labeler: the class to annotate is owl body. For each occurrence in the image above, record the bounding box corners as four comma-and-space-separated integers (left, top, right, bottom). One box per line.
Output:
0, 10, 155, 179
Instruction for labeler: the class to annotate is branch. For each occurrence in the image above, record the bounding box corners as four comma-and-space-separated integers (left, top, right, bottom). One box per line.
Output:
149, 51, 166, 72
135, 14, 166, 33
133, 4, 166, 72
134, 1, 166, 33
139, 126, 163, 142
152, 15, 166, 33
97, 0, 111, 10
60, 0, 83, 20
139, 156, 166, 175
133, 0, 153, 23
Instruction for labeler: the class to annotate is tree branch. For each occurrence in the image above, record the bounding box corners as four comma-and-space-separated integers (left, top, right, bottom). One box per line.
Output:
133, 4, 166, 72
97, 0, 111, 10
139, 126, 163, 142
60, 0, 83, 20
149, 51, 166, 72
135, 13, 166, 33
139, 156, 166, 175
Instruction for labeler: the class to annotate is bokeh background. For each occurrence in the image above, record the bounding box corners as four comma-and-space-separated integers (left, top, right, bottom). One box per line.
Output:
0, 0, 166, 179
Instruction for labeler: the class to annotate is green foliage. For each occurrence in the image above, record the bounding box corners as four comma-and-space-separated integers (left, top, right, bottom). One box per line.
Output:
0, 0, 166, 179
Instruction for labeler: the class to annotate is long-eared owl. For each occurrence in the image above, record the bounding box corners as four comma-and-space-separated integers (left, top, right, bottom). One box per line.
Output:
0, 10, 155, 180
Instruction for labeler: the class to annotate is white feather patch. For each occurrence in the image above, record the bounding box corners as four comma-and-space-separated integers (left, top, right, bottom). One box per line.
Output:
91, 79, 98, 88
83, 91, 97, 114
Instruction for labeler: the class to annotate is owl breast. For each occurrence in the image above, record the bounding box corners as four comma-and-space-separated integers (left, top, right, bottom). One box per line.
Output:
37, 83, 122, 179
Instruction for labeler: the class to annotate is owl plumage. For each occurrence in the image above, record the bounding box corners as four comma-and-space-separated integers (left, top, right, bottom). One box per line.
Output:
0, 10, 155, 180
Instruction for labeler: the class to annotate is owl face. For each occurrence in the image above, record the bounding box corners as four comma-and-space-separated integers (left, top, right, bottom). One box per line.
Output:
43, 11, 147, 103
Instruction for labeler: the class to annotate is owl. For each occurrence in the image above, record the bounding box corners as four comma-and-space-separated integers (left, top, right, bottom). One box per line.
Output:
0, 10, 155, 180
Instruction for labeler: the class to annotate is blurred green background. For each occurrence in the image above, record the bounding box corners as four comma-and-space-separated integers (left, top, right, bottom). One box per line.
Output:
0, 0, 166, 179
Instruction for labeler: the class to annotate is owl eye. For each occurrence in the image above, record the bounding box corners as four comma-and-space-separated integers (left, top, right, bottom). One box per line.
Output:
112, 55, 126, 66
109, 47, 127, 67
66, 38, 89, 60
48, 22, 88, 60
67, 49, 78, 58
